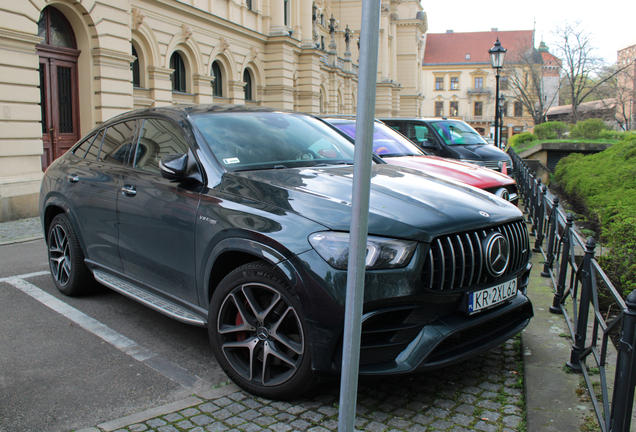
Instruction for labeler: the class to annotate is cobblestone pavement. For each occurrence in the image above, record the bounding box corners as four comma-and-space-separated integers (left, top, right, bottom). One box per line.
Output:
83, 339, 524, 432
0, 216, 42, 245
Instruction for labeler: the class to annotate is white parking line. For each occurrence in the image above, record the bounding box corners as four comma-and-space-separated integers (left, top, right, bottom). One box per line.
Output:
2, 274, 208, 391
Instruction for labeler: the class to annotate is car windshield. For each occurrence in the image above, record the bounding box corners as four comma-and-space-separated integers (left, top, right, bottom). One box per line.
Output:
190, 112, 357, 171
430, 121, 488, 146
329, 120, 425, 157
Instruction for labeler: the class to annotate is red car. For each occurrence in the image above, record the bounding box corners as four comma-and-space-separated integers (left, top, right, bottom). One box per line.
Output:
322, 116, 518, 205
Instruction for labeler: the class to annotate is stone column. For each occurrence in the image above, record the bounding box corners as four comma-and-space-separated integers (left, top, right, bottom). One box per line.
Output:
91, 48, 135, 123
148, 66, 174, 106
269, 0, 288, 36
296, 49, 323, 114
263, 37, 296, 110
300, 0, 314, 48
228, 80, 248, 104
193, 74, 213, 104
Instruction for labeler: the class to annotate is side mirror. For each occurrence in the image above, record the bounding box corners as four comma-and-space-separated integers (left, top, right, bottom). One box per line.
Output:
419, 139, 437, 149
159, 153, 188, 181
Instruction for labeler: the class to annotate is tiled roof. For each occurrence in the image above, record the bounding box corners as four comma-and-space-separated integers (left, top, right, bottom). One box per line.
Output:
546, 98, 616, 116
423, 30, 534, 65
541, 51, 562, 67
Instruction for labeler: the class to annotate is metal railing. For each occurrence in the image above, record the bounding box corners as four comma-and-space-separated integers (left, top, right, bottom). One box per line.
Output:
510, 149, 636, 432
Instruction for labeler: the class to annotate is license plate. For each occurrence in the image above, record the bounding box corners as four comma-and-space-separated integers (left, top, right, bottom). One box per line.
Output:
468, 279, 517, 314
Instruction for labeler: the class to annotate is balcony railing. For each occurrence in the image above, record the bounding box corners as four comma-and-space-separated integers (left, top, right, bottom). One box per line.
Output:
463, 116, 494, 123
467, 87, 491, 95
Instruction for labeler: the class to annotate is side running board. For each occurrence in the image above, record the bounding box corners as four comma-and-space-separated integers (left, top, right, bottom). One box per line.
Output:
93, 270, 207, 326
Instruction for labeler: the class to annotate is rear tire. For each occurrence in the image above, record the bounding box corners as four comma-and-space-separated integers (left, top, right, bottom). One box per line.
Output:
208, 261, 314, 400
47, 213, 94, 296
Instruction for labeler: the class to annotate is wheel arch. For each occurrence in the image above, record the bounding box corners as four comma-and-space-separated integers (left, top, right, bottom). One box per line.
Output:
202, 238, 301, 305
42, 198, 87, 255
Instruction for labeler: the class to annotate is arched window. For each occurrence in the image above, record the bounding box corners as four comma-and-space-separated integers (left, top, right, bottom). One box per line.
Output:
37, 7, 75, 48
170, 52, 186, 92
243, 69, 253, 101
212, 61, 223, 97
132, 45, 140, 88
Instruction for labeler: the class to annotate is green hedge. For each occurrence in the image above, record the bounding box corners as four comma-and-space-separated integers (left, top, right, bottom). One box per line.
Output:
568, 119, 609, 139
554, 136, 636, 297
534, 121, 569, 140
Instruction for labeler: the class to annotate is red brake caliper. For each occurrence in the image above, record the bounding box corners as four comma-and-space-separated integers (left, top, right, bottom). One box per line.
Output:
235, 313, 246, 342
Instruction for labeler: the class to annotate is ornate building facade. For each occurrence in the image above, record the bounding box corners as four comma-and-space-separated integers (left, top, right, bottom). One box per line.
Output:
421, 29, 547, 140
0, 0, 428, 221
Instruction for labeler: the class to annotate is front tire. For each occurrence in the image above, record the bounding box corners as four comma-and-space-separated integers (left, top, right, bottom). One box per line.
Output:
47, 213, 94, 296
208, 261, 314, 400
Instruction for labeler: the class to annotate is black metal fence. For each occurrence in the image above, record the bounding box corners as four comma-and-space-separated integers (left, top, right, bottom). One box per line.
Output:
510, 149, 636, 432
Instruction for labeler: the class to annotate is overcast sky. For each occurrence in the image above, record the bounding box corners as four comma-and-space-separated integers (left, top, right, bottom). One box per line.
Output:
421, 0, 636, 64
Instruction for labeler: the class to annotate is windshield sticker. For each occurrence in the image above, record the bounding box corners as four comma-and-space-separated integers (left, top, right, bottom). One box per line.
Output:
223, 157, 240, 164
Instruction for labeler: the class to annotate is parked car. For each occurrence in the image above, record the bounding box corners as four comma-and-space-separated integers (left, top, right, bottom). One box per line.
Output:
379, 117, 513, 173
321, 116, 518, 205
40, 105, 533, 400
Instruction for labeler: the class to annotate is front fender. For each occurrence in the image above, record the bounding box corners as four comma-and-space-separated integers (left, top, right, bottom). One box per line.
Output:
41, 194, 88, 256
200, 237, 310, 307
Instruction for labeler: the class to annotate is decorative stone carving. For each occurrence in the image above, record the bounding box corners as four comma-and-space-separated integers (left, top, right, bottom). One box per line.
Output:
249, 46, 259, 60
183, 25, 193, 41
381, 3, 390, 13
390, 13, 398, 24
132, 8, 145, 30
220, 37, 230, 52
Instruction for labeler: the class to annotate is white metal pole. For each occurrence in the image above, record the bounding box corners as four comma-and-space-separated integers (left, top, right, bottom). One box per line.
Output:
337, 0, 381, 430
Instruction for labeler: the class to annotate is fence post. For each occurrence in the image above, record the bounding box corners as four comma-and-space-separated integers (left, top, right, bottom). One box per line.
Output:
609, 290, 636, 432
532, 185, 547, 252
550, 213, 574, 315
527, 176, 539, 226
567, 237, 596, 373
541, 196, 560, 277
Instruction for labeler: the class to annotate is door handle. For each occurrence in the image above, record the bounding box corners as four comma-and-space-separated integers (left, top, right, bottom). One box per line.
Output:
121, 184, 137, 196
67, 174, 79, 183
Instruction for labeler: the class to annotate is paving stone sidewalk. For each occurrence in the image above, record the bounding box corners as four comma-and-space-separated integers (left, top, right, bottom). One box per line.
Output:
79, 338, 525, 432
0, 216, 43, 245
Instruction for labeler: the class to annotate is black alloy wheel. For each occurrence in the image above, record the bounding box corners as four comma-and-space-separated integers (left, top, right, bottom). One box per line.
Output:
208, 261, 313, 399
47, 213, 93, 296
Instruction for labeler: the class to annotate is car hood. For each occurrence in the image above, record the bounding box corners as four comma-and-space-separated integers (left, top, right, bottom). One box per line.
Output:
445, 143, 511, 162
219, 164, 521, 242
382, 155, 515, 189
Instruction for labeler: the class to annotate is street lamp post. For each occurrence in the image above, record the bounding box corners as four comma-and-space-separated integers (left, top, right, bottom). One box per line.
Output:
489, 38, 506, 149
499, 95, 505, 148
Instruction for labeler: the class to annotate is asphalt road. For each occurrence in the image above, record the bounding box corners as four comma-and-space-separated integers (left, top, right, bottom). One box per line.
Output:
0, 239, 227, 432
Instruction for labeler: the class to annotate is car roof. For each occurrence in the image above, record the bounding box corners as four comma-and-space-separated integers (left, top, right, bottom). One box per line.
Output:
101, 104, 308, 127
378, 117, 462, 123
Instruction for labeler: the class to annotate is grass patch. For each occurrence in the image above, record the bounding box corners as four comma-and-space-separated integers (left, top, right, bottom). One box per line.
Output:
553, 134, 636, 299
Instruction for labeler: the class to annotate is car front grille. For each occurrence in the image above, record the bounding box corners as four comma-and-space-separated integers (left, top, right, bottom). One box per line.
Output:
484, 184, 518, 197
421, 220, 530, 291
483, 160, 511, 172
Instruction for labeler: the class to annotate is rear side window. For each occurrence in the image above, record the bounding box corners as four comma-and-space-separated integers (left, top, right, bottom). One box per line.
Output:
73, 129, 105, 160
85, 130, 104, 160
133, 119, 190, 174
99, 120, 138, 165
73, 132, 97, 157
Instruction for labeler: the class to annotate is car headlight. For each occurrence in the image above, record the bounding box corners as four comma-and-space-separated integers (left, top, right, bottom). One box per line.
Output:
459, 159, 486, 167
308, 232, 417, 270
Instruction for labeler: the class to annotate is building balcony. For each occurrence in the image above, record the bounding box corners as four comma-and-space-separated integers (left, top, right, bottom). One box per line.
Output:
463, 116, 495, 123
467, 87, 491, 95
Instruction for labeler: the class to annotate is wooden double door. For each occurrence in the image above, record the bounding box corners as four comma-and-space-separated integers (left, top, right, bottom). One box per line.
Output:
38, 45, 81, 171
